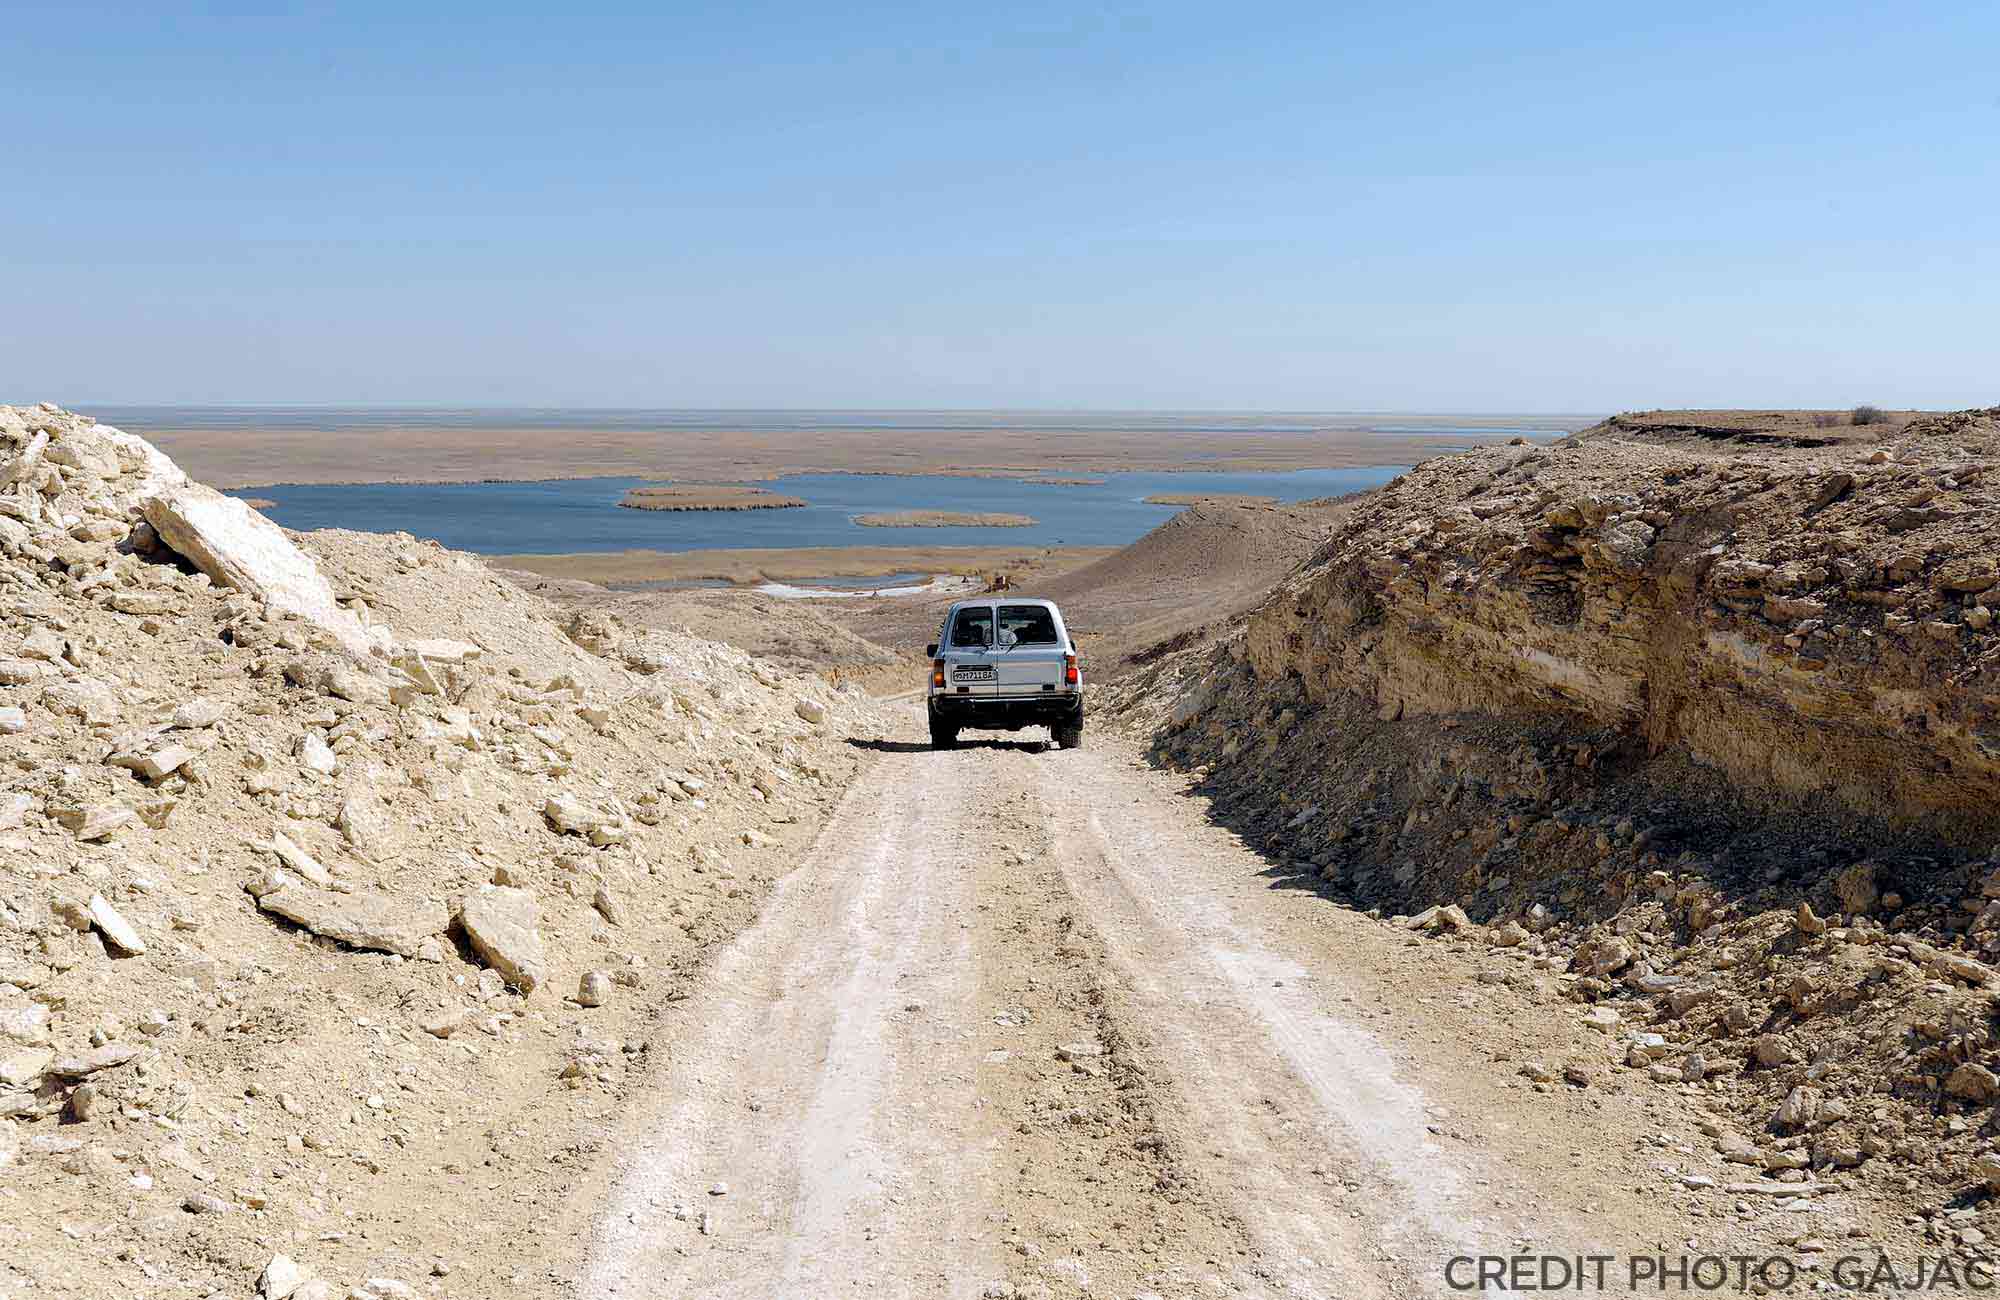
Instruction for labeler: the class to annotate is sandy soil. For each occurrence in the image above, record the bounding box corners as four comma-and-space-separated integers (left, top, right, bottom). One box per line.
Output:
128, 422, 1563, 490
492, 544, 1113, 588
615, 485, 805, 511
566, 709, 1883, 1298
853, 510, 1037, 528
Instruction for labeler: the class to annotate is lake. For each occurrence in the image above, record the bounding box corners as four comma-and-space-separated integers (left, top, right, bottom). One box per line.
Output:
236, 467, 1408, 555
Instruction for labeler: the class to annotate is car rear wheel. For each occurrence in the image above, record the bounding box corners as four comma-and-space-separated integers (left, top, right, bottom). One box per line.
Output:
1053, 718, 1083, 750
929, 717, 959, 750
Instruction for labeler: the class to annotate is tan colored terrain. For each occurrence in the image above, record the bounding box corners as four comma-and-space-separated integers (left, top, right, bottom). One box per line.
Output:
119, 415, 1582, 489
852, 510, 1036, 528
614, 485, 805, 511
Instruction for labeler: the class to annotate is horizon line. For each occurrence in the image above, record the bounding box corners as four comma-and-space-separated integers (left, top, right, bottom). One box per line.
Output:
53, 401, 1612, 418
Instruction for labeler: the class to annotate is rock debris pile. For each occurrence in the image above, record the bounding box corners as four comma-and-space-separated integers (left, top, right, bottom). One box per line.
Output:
0, 404, 885, 1297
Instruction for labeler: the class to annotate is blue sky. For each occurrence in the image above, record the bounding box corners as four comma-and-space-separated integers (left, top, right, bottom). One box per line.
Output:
5, 1, 1995, 411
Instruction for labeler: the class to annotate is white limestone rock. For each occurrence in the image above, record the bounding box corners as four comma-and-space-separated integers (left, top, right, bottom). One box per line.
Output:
142, 483, 386, 659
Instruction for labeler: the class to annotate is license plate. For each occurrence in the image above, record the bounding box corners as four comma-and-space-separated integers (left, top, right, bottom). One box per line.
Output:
954, 667, 995, 681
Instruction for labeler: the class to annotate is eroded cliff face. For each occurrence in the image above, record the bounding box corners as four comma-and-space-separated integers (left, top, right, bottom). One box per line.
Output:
1247, 408, 2000, 846
1108, 411, 2000, 1206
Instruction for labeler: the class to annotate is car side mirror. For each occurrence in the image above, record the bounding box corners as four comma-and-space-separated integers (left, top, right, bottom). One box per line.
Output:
925, 643, 938, 658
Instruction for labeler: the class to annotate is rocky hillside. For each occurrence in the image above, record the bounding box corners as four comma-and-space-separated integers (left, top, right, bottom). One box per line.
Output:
1115, 408, 2000, 1224
504, 570, 912, 697
0, 405, 886, 1298
1252, 406, 2000, 843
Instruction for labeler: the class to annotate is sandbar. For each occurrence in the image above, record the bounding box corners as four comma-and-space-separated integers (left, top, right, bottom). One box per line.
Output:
617, 485, 806, 511
853, 511, 1036, 528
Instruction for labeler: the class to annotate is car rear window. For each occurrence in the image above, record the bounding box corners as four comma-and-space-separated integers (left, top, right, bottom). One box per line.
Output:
949, 607, 993, 647
997, 605, 1058, 645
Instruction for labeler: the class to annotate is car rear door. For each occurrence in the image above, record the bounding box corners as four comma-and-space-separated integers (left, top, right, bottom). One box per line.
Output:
993, 603, 1067, 695
940, 603, 999, 697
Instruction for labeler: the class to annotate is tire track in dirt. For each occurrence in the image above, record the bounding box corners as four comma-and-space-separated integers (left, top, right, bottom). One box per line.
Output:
581, 744, 995, 1297
580, 735, 1252, 1299
1041, 755, 1501, 1298
967, 781, 1255, 1298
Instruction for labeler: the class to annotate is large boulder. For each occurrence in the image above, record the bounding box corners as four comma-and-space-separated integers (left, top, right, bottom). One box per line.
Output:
256, 887, 447, 959
141, 484, 384, 659
455, 885, 547, 994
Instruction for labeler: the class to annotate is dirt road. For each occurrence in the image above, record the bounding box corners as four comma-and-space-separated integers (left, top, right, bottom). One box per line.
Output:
574, 711, 1833, 1299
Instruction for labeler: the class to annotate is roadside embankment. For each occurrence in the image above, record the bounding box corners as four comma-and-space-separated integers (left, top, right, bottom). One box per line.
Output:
1107, 407, 2000, 1212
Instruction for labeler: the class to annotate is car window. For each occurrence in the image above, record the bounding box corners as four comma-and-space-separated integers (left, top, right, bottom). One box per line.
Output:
997, 605, 1058, 645
949, 607, 993, 647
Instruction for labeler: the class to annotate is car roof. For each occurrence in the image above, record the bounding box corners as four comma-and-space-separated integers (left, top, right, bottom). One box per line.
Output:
947, 597, 1060, 611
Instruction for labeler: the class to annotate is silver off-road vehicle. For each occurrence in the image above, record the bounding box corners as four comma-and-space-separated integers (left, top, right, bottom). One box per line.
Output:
925, 597, 1083, 750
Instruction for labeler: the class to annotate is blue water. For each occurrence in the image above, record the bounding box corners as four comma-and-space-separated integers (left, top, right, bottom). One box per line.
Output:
236, 467, 1407, 555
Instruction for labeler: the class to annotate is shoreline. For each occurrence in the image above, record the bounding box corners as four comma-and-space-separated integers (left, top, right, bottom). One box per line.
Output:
490, 543, 1118, 587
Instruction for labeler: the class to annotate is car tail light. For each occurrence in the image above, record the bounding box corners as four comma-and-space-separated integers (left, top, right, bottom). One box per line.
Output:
932, 659, 946, 688
1064, 654, 1079, 685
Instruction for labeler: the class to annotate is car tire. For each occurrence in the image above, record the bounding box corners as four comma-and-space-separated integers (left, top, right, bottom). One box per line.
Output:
929, 718, 959, 750
1053, 718, 1083, 750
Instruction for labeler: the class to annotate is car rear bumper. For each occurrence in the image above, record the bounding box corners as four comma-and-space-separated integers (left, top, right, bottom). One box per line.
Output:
929, 691, 1083, 727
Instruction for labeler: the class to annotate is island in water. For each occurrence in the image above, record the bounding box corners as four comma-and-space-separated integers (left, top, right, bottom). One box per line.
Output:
617, 485, 807, 511
853, 510, 1037, 528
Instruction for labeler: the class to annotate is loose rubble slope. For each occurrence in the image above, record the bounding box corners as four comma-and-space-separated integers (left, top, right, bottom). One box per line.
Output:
0, 404, 886, 1299
1114, 408, 2000, 1239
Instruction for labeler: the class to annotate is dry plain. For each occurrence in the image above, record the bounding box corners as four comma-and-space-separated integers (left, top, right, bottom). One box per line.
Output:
129, 418, 1586, 490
